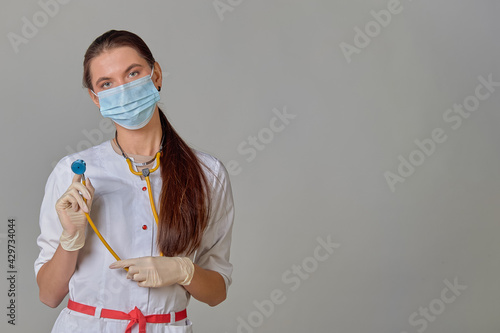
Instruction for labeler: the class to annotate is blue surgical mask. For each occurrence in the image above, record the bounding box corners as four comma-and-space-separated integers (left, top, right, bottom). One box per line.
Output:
92, 68, 160, 130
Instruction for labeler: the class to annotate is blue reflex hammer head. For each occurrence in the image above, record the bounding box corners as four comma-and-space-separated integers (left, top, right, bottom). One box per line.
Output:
71, 159, 86, 175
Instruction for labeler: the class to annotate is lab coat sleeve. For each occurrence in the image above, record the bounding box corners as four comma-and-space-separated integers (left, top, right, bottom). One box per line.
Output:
195, 158, 235, 294
34, 158, 72, 277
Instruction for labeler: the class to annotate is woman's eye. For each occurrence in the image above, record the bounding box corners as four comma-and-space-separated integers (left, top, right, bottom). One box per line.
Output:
129, 71, 139, 78
101, 82, 112, 89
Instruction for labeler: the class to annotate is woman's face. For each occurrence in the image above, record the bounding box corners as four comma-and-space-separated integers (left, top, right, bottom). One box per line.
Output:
88, 46, 162, 107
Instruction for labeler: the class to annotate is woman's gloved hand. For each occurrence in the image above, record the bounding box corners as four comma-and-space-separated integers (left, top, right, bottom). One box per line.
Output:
55, 174, 94, 251
109, 256, 195, 287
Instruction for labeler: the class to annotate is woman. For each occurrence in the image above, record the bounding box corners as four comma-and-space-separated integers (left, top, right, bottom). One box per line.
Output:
35, 30, 234, 333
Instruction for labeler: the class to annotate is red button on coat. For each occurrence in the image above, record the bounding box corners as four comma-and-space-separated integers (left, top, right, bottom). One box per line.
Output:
142, 187, 147, 191
142, 225, 148, 230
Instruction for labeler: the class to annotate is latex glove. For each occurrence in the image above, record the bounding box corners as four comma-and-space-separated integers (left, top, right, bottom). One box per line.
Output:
109, 256, 195, 287
55, 174, 94, 251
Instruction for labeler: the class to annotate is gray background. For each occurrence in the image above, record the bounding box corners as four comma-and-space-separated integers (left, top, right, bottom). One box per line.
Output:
1, 0, 499, 332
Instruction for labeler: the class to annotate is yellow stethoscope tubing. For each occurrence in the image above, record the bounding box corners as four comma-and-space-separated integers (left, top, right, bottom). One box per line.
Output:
81, 151, 162, 270
125, 152, 160, 227
81, 182, 127, 270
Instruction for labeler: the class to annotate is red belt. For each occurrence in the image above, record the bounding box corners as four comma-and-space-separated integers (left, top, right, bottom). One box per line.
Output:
68, 299, 187, 333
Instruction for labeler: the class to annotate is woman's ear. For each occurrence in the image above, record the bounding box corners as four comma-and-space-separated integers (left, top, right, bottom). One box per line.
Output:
152, 61, 163, 91
88, 89, 100, 108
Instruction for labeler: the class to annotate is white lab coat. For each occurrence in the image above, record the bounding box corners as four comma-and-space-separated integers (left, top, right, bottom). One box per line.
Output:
35, 141, 234, 333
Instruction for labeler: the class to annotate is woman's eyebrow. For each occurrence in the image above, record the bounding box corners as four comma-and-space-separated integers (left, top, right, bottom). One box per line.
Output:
123, 63, 144, 74
94, 64, 145, 87
95, 75, 111, 87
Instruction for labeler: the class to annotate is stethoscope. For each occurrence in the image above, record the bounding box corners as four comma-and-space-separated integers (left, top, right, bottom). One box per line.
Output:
70, 129, 165, 268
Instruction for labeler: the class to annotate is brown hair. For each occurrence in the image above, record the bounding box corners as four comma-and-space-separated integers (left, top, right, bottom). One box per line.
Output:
83, 30, 211, 256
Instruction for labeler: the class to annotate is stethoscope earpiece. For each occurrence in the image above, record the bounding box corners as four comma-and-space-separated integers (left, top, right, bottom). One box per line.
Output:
71, 159, 87, 175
